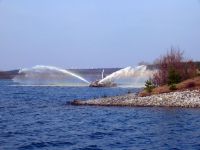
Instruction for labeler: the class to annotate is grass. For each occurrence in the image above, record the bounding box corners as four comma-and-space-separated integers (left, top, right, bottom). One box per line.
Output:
139, 76, 200, 97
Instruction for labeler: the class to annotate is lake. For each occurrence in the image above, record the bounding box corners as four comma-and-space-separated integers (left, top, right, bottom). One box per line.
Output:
1, 80, 200, 150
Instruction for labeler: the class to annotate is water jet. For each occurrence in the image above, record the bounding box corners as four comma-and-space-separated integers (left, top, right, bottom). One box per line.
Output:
13, 65, 90, 86
89, 65, 155, 88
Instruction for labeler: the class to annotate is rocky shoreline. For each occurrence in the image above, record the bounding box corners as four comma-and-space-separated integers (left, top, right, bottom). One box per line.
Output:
71, 89, 200, 108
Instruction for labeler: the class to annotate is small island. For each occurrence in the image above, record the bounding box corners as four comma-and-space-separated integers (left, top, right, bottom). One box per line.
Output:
71, 48, 200, 108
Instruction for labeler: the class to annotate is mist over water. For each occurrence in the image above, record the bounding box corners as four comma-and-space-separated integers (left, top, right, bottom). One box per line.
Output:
13, 65, 90, 86
99, 65, 155, 87
12, 65, 155, 87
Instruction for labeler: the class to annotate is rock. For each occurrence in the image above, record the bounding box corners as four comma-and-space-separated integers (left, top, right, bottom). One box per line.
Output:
70, 89, 200, 108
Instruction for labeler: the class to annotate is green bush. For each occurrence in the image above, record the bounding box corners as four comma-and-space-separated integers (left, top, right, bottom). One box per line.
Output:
169, 84, 177, 91
144, 80, 155, 93
168, 67, 181, 85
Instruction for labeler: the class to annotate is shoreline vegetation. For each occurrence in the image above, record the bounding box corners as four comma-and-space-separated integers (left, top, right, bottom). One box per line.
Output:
139, 76, 200, 97
71, 76, 200, 108
71, 48, 200, 108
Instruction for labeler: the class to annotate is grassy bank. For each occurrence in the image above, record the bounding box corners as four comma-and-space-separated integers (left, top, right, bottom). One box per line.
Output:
139, 76, 200, 97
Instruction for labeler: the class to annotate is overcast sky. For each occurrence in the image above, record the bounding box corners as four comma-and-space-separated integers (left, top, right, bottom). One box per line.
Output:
0, 0, 200, 70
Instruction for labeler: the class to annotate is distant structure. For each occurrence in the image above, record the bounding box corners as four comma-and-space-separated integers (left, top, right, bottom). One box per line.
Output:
102, 69, 104, 79
89, 69, 117, 87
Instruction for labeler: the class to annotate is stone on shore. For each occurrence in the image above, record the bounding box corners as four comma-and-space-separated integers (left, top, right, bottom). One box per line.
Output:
71, 90, 200, 108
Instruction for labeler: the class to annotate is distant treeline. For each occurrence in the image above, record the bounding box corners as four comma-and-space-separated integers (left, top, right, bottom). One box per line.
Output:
0, 68, 121, 80
0, 70, 18, 79
147, 61, 200, 70
0, 62, 199, 80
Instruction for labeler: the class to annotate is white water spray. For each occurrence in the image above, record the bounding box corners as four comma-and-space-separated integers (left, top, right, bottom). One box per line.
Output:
13, 65, 90, 86
99, 65, 155, 87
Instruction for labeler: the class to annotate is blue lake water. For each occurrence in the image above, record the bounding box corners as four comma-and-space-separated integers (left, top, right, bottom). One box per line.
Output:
1, 80, 200, 150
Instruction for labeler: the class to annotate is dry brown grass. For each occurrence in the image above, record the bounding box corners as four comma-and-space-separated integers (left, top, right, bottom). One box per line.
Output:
139, 76, 200, 97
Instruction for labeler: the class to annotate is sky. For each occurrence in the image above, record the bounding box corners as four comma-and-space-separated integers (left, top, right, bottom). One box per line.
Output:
0, 0, 200, 70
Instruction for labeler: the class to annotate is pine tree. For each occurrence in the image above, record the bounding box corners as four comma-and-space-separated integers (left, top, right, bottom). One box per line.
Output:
144, 80, 155, 93
167, 67, 181, 85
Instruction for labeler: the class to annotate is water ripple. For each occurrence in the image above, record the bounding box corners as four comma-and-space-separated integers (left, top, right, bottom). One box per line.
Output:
1, 80, 200, 149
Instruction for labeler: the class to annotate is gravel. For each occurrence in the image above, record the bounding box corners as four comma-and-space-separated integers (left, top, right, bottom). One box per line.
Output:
71, 89, 200, 108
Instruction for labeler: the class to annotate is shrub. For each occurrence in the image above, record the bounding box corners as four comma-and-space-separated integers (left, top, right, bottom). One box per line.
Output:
195, 61, 200, 69
182, 61, 197, 80
197, 69, 200, 76
144, 80, 155, 93
167, 67, 181, 85
152, 47, 197, 86
169, 84, 177, 91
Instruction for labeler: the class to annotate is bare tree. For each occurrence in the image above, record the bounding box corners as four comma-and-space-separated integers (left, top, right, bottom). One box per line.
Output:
152, 47, 197, 86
